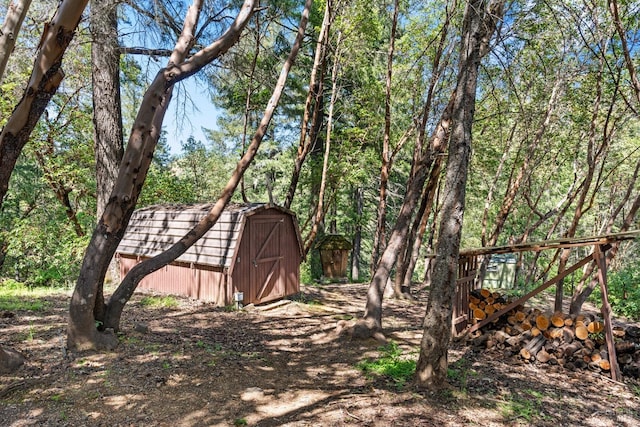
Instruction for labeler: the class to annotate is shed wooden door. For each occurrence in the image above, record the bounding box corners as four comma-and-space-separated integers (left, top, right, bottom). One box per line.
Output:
249, 216, 285, 303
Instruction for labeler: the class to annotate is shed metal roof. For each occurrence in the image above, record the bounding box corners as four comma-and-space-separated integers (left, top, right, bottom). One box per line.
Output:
116, 203, 295, 268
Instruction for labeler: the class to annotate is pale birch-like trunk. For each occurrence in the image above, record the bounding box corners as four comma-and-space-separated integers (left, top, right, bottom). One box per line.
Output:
0, 0, 89, 206
0, 0, 32, 82
68, 0, 260, 350
284, 0, 333, 209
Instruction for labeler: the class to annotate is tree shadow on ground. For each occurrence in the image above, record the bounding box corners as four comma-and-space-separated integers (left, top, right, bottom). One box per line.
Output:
1, 283, 639, 426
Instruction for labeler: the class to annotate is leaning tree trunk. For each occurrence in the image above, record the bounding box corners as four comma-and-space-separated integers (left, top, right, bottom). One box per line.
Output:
397, 153, 444, 292
303, 31, 341, 257
68, 0, 311, 345
91, 0, 124, 219
393, 3, 453, 295
555, 56, 609, 313
0, 0, 32, 82
370, 0, 400, 274
284, 0, 332, 209
414, 0, 504, 390
0, 0, 89, 208
359, 100, 453, 334
570, 162, 640, 314
68, 0, 259, 350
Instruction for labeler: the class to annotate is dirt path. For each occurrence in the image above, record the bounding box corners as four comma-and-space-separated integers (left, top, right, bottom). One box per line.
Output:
1, 283, 639, 426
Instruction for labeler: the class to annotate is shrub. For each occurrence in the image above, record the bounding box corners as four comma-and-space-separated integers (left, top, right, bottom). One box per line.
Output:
590, 264, 640, 320
356, 341, 416, 389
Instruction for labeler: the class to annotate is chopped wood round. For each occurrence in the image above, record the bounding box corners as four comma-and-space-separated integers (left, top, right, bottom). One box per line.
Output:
587, 321, 604, 334
551, 313, 565, 328
599, 359, 611, 371
575, 325, 589, 341
536, 349, 552, 363
473, 308, 487, 320
520, 348, 532, 360
549, 328, 563, 339
536, 314, 550, 331
612, 327, 626, 338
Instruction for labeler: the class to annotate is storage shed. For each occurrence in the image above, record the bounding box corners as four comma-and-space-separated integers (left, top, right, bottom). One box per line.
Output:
116, 203, 303, 306
316, 234, 352, 281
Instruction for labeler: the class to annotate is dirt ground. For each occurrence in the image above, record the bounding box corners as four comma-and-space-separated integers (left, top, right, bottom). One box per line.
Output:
1, 283, 639, 427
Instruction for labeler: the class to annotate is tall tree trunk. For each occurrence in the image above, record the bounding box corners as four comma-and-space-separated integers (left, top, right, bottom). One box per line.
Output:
68, 0, 259, 350
303, 31, 342, 257
476, 79, 562, 287
351, 186, 363, 281
0, 0, 32, 82
359, 0, 458, 332
92, 0, 124, 219
371, 0, 400, 273
555, 56, 610, 312
415, 0, 504, 390
68, 0, 311, 347
398, 154, 445, 291
0, 0, 89, 207
239, 13, 261, 203
392, 1, 453, 296
569, 158, 640, 314
360, 99, 453, 333
284, 0, 333, 209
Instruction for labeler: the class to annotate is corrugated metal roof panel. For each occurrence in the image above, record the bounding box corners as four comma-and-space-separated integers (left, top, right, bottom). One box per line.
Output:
116, 203, 265, 268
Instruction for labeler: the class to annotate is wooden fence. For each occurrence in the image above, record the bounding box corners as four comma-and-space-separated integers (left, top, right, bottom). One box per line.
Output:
452, 255, 479, 335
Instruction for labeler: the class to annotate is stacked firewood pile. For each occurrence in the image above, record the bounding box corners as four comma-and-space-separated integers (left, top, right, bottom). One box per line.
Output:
469, 289, 640, 378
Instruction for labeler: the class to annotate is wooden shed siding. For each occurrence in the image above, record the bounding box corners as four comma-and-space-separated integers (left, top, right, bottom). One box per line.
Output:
117, 205, 247, 268
230, 212, 301, 304
116, 203, 302, 305
118, 255, 231, 305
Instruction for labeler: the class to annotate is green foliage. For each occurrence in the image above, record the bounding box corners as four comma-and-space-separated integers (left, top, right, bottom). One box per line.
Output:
499, 390, 546, 423
589, 264, 640, 320
357, 341, 416, 389
1, 194, 90, 287
300, 259, 314, 284
0, 279, 56, 311
1, 161, 91, 289
139, 296, 179, 309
